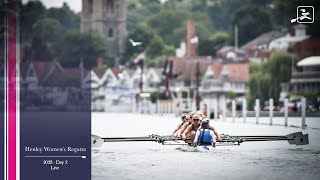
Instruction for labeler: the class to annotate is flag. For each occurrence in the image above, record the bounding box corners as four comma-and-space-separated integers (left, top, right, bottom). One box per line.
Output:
190, 36, 199, 44
132, 52, 145, 64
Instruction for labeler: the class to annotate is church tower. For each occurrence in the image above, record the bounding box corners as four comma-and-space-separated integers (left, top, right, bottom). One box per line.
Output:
81, 0, 126, 63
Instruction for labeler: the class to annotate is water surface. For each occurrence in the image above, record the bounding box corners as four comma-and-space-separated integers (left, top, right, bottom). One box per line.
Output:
92, 113, 320, 180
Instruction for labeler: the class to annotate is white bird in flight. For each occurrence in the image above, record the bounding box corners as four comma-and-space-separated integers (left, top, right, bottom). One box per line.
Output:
129, 38, 143, 47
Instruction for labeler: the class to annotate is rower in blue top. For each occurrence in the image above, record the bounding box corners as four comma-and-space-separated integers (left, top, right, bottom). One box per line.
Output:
193, 118, 220, 148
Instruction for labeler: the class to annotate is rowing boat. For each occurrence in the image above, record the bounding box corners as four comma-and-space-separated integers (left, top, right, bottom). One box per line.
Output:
92, 131, 309, 149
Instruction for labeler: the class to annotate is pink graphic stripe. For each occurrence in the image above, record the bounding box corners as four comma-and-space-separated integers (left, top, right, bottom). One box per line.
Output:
8, 4, 16, 180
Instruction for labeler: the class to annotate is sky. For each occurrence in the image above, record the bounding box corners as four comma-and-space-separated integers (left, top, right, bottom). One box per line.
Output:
22, 0, 168, 13
22, 0, 82, 12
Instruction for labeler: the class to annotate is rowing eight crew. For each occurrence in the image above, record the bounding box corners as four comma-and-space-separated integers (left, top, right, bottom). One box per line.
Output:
172, 112, 221, 147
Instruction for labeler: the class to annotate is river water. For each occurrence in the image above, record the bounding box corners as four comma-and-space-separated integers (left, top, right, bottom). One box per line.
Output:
92, 113, 320, 180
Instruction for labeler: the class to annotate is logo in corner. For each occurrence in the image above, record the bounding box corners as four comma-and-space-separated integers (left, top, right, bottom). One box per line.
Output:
291, 6, 314, 24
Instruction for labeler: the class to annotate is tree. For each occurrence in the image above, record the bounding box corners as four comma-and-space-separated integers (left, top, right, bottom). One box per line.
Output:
31, 18, 62, 61
198, 32, 229, 56
20, 1, 46, 42
248, 52, 297, 109
248, 71, 272, 109
123, 23, 157, 64
147, 9, 189, 46
127, 0, 161, 30
32, 18, 62, 44
46, 2, 80, 30
124, 22, 175, 65
232, 6, 272, 46
266, 52, 297, 101
207, 0, 245, 31
146, 35, 166, 58
56, 30, 108, 68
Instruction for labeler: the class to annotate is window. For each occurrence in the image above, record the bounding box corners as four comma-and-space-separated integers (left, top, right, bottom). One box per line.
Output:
184, 80, 191, 87
88, 0, 93, 14
108, 28, 113, 38
106, 0, 114, 13
182, 92, 188, 98
207, 75, 214, 79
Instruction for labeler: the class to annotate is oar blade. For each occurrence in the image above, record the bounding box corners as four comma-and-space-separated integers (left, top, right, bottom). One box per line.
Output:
287, 132, 303, 144
92, 135, 104, 148
294, 134, 309, 145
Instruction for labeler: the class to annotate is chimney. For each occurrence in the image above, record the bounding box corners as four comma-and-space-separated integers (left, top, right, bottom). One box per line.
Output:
293, 24, 307, 37
186, 20, 197, 57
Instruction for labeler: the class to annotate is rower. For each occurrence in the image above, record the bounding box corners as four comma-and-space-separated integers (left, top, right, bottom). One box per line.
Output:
207, 120, 222, 142
193, 113, 222, 141
176, 113, 192, 137
192, 119, 216, 147
181, 114, 201, 142
172, 114, 187, 137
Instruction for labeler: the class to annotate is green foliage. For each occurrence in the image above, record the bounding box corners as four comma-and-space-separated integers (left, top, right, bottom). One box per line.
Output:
232, 6, 272, 46
45, 2, 80, 30
207, 0, 244, 31
20, 1, 46, 42
32, 18, 62, 43
31, 18, 62, 61
57, 30, 108, 68
146, 35, 166, 58
147, 9, 189, 46
150, 91, 161, 103
127, 0, 162, 30
296, 92, 320, 98
147, 55, 167, 67
248, 52, 298, 109
198, 32, 229, 56
248, 71, 272, 109
226, 92, 237, 99
126, 23, 157, 56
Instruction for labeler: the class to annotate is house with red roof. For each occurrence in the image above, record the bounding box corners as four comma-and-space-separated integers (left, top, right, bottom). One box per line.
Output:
200, 60, 249, 115
167, 56, 213, 111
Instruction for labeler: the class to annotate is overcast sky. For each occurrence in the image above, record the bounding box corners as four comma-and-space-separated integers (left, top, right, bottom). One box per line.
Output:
22, 0, 168, 13
22, 0, 82, 12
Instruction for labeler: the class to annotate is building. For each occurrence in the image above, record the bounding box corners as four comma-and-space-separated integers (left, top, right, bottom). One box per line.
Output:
268, 25, 309, 51
200, 61, 249, 114
216, 46, 247, 62
281, 56, 320, 98
20, 61, 89, 110
240, 30, 286, 63
289, 39, 320, 59
168, 56, 213, 111
87, 65, 162, 111
81, 0, 126, 62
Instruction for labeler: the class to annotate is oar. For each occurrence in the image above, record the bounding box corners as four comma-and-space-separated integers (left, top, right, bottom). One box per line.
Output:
92, 135, 157, 147
221, 132, 309, 146
91, 135, 187, 147
104, 136, 151, 140
92, 132, 309, 147
163, 142, 239, 146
